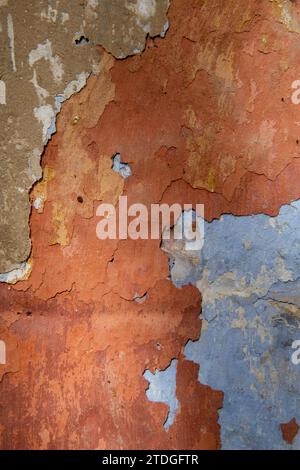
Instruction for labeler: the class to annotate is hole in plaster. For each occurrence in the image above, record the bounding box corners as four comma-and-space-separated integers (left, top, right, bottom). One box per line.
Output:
75, 35, 90, 45
144, 359, 179, 431
77, 195, 84, 203
281, 97, 285, 102
111, 153, 132, 179
26, 311, 32, 316
296, 140, 299, 145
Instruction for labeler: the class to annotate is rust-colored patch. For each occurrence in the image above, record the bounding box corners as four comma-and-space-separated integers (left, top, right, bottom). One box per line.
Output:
280, 418, 299, 445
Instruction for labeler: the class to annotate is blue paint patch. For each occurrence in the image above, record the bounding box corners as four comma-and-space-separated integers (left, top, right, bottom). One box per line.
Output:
46, 95, 65, 140
144, 201, 300, 447
144, 359, 179, 431
180, 200, 300, 449
112, 153, 132, 179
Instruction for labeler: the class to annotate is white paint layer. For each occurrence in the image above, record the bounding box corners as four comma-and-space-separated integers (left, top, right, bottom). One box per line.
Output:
7, 14, 16, 72
0, 80, 6, 104
0, 261, 32, 284
29, 40, 64, 83
135, 0, 156, 19
30, 70, 49, 103
34, 105, 55, 143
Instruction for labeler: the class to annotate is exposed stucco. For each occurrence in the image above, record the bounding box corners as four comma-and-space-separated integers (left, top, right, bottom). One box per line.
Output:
0, 0, 169, 274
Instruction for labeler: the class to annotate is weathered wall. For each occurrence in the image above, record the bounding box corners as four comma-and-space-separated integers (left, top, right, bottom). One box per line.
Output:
1, 0, 300, 450
0, 0, 169, 274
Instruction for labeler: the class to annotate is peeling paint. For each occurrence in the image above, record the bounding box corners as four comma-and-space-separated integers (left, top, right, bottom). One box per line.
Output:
281, 418, 299, 445
7, 14, 16, 72
0, 261, 32, 284
144, 359, 179, 431
2, 0, 300, 451
0, 0, 170, 273
174, 200, 300, 449
112, 154, 132, 179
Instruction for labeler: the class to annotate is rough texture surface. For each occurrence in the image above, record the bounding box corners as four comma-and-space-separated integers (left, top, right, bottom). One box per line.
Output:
1, 0, 300, 450
176, 204, 300, 449
0, 0, 169, 273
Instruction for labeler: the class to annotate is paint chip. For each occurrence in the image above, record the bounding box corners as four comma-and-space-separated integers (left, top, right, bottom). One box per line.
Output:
112, 153, 132, 179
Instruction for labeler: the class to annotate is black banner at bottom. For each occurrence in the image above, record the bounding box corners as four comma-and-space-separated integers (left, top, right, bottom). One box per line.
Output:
0, 450, 298, 465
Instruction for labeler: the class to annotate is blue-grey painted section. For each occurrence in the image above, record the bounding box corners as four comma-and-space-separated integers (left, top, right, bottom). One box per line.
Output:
182, 201, 300, 449
112, 153, 132, 179
144, 359, 179, 431
145, 201, 300, 448
46, 95, 65, 140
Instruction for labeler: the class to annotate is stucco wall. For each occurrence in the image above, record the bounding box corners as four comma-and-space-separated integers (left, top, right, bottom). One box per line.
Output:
0, 0, 300, 450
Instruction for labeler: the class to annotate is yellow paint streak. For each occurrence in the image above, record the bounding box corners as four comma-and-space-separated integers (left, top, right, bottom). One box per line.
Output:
97, 156, 124, 205
31, 165, 55, 213
207, 169, 215, 193
271, 0, 300, 33
51, 203, 70, 246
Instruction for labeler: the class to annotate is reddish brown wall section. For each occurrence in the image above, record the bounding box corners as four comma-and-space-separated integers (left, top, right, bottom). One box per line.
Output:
1, 0, 300, 449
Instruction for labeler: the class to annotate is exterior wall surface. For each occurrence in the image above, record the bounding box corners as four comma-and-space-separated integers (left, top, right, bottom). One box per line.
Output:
0, 0, 300, 450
